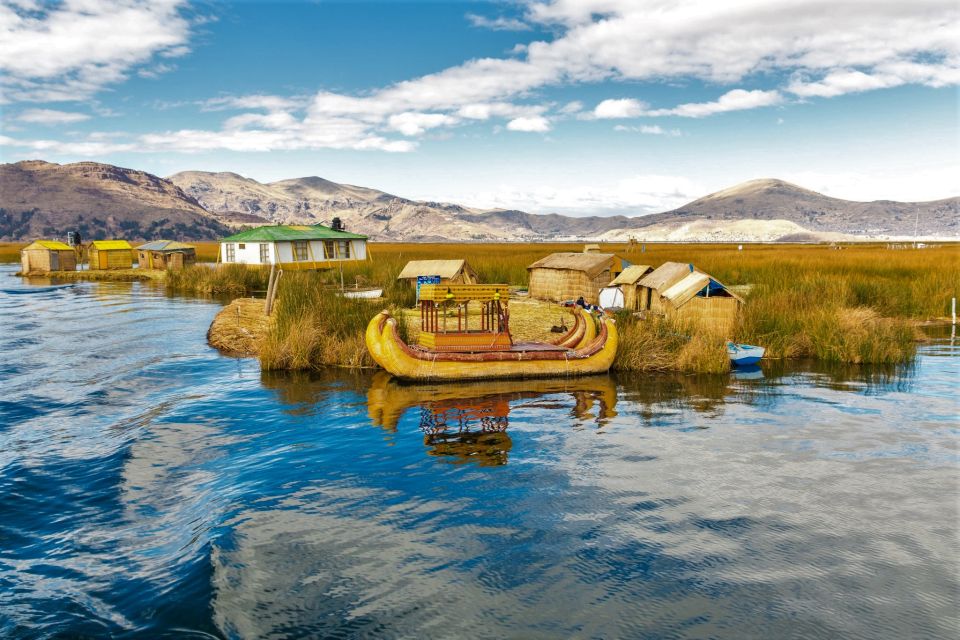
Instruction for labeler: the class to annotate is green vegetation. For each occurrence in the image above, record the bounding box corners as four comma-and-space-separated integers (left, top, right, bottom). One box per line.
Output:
9, 239, 956, 371
166, 264, 271, 295
258, 272, 408, 371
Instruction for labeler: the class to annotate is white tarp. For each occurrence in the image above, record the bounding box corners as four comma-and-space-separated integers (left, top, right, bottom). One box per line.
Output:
598, 286, 624, 309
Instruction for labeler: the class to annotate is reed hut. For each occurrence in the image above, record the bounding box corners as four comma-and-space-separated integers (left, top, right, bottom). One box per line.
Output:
636, 262, 744, 331
606, 264, 654, 310
527, 252, 625, 305
397, 259, 479, 288
659, 271, 744, 332
88, 240, 133, 270
635, 262, 696, 312
136, 240, 196, 270
20, 240, 77, 274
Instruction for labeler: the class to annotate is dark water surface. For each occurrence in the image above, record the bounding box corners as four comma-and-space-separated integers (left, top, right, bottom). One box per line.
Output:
1, 265, 957, 639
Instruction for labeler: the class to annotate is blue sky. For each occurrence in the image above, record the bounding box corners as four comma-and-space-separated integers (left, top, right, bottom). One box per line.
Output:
1, 0, 958, 215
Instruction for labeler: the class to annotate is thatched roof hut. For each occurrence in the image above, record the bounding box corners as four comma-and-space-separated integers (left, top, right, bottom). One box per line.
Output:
88, 240, 133, 270
640, 263, 744, 332
527, 252, 625, 304
136, 240, 196, 270
607, 264, 654, 310
20, 240, 76, 274
397, 259, 478, 287
635, 262, 696, 312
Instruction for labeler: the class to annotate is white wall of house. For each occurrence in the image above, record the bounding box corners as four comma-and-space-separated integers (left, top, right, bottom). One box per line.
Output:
220, 239, 367, 265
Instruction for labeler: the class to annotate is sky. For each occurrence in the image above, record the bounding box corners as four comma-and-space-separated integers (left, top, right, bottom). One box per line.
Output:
0, 0, 958, 216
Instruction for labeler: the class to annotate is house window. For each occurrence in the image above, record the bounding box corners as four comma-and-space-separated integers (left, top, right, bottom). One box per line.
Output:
293, 240, 308, 261
323, 240, 335, 259
224, 243, 235, 262
259, 243, 270, 263
238, 243, 246, 250
338, 241, 351, 259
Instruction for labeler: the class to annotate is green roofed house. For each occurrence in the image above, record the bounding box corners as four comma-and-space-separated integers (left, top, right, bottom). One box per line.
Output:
219, 223, 368, 270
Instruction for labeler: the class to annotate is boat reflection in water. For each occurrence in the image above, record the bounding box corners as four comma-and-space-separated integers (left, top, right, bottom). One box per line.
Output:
367, 372, 617, 465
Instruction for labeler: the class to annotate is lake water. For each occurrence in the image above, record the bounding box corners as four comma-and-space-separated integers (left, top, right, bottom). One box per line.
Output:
1, 264, 957, 639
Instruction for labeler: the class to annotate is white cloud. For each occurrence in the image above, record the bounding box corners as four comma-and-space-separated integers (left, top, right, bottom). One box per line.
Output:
201, 94, 307, 113
466, 13, 531, 31
387, 112, 459, 136
613, 124, 682, 136
506, 116, 551, 132
451, 174, 701, 215
0, 0, 193, 102
593, 98, 647, 119
646, 89, 784, 118
17, 108, 91, 124
782, 167, 960, 202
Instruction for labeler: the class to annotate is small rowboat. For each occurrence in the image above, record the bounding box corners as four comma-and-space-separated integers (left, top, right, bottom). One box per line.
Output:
727, 342, 765, 366
342, 287, 383, 299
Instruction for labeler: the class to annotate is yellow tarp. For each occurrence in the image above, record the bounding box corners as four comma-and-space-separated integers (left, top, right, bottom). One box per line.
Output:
25, 240, 73, 251
91, 240, 132, 250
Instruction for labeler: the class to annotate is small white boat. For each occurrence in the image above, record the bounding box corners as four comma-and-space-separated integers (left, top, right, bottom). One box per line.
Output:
342, 288, 383, 299
727, 342, 765, 366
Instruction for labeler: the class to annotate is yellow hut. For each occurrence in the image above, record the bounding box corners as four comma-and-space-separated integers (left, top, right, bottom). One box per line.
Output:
136, 240, 196, 270
396, 259, 479, 288
20, 240, 77, 274
606, 264, 654, 310
88, 240, 133, 270
526, 252, 625, 304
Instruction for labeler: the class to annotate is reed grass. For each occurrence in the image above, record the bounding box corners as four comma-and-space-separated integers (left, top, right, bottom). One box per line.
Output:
165, 264, 271, 295
258, 271, 408, 371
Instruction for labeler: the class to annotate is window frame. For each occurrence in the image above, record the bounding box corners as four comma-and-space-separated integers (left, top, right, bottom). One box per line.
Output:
224, 243, 236, 262
293, 240, 309, 261
259, 243, 270, 263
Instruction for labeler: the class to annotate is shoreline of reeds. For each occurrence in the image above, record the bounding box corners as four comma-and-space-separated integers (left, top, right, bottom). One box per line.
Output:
153, 242, 959, 373
17, 268, 166, 282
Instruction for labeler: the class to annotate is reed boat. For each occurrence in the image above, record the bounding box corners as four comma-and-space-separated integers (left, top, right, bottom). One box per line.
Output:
365, 284, 617, 381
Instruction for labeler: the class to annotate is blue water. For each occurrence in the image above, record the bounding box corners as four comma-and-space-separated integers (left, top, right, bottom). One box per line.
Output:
1, 265, 957, 639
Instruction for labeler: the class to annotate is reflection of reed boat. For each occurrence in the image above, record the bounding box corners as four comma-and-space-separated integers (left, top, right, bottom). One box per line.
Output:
365, 284, 616, 381
367, 371, 618, 465
367, 371, 618, 432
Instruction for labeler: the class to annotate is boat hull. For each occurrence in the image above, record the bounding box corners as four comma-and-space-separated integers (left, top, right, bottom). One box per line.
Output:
727, 343, 765, 366
365, 308, 617, 381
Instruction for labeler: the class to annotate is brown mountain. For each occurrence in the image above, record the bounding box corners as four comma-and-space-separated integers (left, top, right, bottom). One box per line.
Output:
630, 179, 958, 237
2, 161, 956, 242
0, 160, 233, 241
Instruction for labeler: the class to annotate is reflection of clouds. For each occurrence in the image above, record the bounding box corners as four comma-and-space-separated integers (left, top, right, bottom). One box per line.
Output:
550, 372, 958, 638
213, 484, 719, 639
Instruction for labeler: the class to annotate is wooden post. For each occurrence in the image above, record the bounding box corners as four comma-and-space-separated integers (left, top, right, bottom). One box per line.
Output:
953, 297, 956, 325
264, 262, 277, 315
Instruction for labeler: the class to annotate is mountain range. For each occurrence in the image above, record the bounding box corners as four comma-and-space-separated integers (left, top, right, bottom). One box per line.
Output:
1, 160, 956, 242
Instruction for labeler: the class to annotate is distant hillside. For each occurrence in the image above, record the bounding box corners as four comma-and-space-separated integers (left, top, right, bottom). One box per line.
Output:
627, 179, 958, 237
0, 161, 233, 241
2, 161, 956, 242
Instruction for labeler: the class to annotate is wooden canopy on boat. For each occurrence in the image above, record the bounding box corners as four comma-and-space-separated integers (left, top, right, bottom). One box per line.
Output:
416, 283, 512, 352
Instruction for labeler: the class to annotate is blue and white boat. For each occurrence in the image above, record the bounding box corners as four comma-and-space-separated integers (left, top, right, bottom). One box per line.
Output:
727, 342, 765, 366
